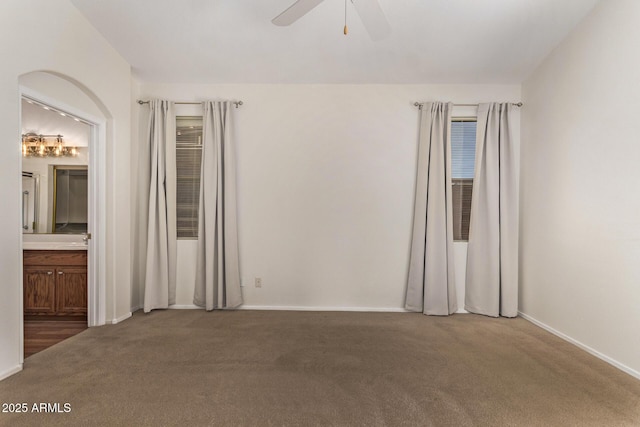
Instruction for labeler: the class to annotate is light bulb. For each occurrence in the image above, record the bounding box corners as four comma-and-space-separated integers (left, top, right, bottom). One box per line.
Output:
55, 138, 63, 156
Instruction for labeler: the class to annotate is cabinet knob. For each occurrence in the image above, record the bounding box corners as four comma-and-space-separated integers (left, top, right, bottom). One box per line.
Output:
58, 271, 64, 275
47, 271, 53, 275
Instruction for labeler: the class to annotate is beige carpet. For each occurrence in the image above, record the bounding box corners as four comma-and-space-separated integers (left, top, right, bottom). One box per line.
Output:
1, 310, 639, 426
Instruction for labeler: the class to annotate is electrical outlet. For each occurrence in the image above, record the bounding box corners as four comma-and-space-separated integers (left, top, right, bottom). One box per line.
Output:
255, 277, 262, 288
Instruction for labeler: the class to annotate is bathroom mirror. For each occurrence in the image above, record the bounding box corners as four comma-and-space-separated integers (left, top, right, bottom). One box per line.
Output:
21, 97, 90, 234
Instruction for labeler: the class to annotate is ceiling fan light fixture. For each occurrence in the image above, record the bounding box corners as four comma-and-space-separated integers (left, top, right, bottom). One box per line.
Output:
344, 0, 348, 35
272, 0, 390, 41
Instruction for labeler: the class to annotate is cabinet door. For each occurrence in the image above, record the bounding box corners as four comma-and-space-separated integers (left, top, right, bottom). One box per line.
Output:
56, 267, 87, 315
24, 266, 56, 314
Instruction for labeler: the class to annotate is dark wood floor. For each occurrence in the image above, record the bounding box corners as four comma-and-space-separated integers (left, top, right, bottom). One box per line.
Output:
24, 320, 88, 358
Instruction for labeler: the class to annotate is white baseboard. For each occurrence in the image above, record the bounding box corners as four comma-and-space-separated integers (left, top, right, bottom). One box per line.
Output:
519, 311, 640, 381
0, 364, 23, 382
169, 304, 203, 309
238, 305, 410, 313
166, 304, 409, 312
109, 312, 132, 324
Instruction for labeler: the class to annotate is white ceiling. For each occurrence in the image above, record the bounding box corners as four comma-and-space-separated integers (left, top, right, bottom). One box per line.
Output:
70, 0, 599, 84
22, 99, 91, 147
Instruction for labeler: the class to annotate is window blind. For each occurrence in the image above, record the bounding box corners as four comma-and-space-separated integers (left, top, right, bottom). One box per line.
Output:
176, 116, 203, 239
451, 119, 477, 241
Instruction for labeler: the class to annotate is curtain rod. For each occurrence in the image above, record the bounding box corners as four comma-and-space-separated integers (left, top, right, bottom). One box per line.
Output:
137, 99, 243, 108
414, 102, 523, 109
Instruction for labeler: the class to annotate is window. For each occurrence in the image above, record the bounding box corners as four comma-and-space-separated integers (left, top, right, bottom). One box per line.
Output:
176, 116, 203, 239
451, 119, 477, 241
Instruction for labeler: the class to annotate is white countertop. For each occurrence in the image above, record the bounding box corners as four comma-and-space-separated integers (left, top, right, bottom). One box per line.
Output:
22, 234, 88, 251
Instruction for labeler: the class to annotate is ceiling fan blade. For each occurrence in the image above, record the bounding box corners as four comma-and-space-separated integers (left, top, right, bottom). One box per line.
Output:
351, 0, 391, 41
272, 0, 326, 26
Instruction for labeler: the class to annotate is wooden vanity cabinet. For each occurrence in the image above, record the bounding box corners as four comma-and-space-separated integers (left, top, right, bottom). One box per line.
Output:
23, 265, 57, 314
23, 250, 87, 319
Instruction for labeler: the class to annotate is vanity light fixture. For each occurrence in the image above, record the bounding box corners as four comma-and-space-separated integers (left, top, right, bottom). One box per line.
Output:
21, 133, 79, 158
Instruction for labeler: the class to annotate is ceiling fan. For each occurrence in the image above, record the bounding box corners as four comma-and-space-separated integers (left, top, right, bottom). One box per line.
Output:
272, 0, 391, 41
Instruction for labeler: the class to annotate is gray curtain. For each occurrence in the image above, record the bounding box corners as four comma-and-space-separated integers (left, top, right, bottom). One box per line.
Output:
194, 101, 243, 310
405, 102, 458, 315
465, 103, 518, 317
144, 100, 177, 313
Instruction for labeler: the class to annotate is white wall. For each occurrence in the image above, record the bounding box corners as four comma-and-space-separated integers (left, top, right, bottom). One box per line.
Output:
0, 0, 132, 380
520, 0, 640, 377
130, 78, 144, 311
138, 83, 520, 311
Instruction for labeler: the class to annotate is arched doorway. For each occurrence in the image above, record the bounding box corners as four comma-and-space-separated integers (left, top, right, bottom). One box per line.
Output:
18, 71, 108, 359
